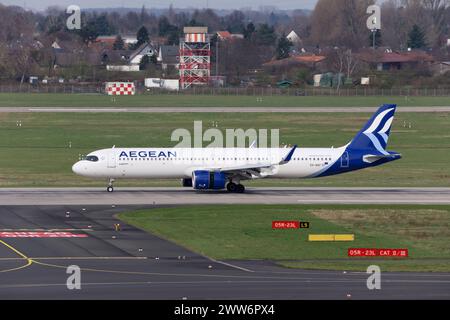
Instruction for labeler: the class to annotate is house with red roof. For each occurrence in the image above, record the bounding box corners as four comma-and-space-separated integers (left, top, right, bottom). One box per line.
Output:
356, 49, 434, 71
263, 54, 327, 69
216, 31, 244, 41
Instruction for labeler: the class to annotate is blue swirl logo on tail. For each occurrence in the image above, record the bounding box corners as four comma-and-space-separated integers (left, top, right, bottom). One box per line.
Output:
348, 104, 397, 153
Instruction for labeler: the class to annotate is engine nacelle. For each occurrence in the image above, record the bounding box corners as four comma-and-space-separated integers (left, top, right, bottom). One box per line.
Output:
192, 170, 227, 190
181, 178, 192, 187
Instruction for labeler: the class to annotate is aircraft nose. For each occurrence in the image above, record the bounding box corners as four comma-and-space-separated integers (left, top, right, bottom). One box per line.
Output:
72, 161, 83, 175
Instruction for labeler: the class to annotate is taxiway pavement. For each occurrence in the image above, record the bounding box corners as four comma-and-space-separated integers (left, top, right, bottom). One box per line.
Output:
1, 205, 449, 299
0, 187, 449, 205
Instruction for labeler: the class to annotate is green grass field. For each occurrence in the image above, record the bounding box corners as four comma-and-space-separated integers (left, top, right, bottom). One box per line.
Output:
0, 111, 448, 187
118, 204, 450, 272
0, 93, 449, 108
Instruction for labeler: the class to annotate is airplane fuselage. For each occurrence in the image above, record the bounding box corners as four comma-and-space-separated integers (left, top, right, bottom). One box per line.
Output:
72, 147, 348, 180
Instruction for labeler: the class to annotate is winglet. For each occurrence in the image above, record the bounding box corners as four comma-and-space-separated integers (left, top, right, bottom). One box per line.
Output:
279, 145, 297, 165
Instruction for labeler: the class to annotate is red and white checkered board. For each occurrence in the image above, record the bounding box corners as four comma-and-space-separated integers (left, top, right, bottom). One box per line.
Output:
106, 82, 135, 95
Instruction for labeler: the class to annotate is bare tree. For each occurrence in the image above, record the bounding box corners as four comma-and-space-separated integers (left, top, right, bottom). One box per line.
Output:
0, 43, 11, 80
310, 0, 375, 48
219, 39, 273, 82
191, 9, 222, 31
10, 43, 35, 85
381, 1, 407, 49
325, 48, 358, 90
344, 49, 358, 78
381, 0, 449, 49
421, 0, 449, 47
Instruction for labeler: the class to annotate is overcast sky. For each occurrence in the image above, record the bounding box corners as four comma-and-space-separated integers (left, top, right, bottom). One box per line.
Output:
4, 0, 318, 11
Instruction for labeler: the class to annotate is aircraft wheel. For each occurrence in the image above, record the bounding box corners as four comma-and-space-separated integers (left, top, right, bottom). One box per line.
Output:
236, 184, 245, 193
227, 182, 237, 193
107, 186, 114, 193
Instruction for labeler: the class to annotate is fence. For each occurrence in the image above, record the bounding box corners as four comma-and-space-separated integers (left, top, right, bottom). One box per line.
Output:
1, 84, 449, 96
0, 84, 102, 94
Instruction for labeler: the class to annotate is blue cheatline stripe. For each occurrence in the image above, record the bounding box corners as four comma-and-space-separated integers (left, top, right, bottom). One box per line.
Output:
306, 147, 346, 178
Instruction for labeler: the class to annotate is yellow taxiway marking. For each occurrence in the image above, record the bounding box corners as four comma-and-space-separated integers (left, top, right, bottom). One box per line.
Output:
0, 240, 33, 273
0, 243, 396, 281
0, 241, 149, 274
0, 242, 257, 279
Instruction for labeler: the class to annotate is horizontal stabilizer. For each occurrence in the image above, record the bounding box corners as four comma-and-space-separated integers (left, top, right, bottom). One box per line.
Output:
363, 153, 401, 163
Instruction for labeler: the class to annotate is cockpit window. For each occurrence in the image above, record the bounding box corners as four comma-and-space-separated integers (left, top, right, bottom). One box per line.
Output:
84, 155, 99, 162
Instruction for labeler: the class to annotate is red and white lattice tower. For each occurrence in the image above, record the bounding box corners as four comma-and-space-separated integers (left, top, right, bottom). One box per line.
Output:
179, 27, 210, 89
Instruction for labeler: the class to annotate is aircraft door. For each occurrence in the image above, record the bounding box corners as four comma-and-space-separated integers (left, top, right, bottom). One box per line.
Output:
340, 151, 349, 168
108, 151, 117, 168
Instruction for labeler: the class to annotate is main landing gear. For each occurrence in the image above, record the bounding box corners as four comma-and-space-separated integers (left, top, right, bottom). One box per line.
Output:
226, 182, 245, 193
107, 178, 115, 192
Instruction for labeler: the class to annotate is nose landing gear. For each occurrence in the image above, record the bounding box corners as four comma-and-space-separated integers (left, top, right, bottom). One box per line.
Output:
107, 178, 115, 192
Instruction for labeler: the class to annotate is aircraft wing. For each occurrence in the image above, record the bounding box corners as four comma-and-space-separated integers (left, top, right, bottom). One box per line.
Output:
205, 145, 297, 179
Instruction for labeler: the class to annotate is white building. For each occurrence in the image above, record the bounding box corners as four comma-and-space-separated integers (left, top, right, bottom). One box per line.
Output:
287, 31, 301, 45
121, 35, 138, 45
129, 43, 157, 65
145, 78, 179, 91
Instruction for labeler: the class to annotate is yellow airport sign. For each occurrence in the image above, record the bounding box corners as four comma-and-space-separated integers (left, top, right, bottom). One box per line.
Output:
308, 234, 355, 241
334, 234, 355, 241
308, 234, 335, 241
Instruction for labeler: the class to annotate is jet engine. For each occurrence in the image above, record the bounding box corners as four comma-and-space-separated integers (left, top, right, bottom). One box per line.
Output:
192, 170, 227, 190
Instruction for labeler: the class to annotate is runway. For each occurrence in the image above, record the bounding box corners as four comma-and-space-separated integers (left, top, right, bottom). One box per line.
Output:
0, 187, 449, 205
1, 205, 449, 299
0, 106, 449, 113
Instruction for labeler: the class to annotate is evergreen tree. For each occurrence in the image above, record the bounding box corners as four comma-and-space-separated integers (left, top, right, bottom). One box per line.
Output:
149, 54, 157, 64
139, 55, 150, 70
77, 13, 115, 43
276, 35, 292, 60
255, 24, 276, 46
136, 26, 149, 47
369, 29, 382, 48
187, 19, 200, 26
167, 31, 180, 45
139, 5, 146, 25
158, 16, 171, 36
243, 22, 255, 39
407, 24, 426, 49
113, 35, 124, 50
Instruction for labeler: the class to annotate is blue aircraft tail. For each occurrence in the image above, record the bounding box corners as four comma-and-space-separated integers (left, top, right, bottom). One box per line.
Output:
347, 104, 397, 155
313, 104, 400, 178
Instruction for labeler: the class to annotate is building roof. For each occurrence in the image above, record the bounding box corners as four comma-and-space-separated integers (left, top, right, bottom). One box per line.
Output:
51, 39, 82, 53
217, 31, 232, 40
95, 36, 117, 43
54, 52, 77, 67
158, 45, 180, 64
263, 54, 326, 68
184, 26, 208, 34
121, 35, 137, 42
100, 50, 131, 65
357, 50, 434, 64
294, 55, 326, 63
287, 30, 301, 44
129, 43, 155, 62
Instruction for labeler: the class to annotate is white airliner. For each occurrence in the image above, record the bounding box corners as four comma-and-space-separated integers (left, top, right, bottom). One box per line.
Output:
72, 104, 401, 193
